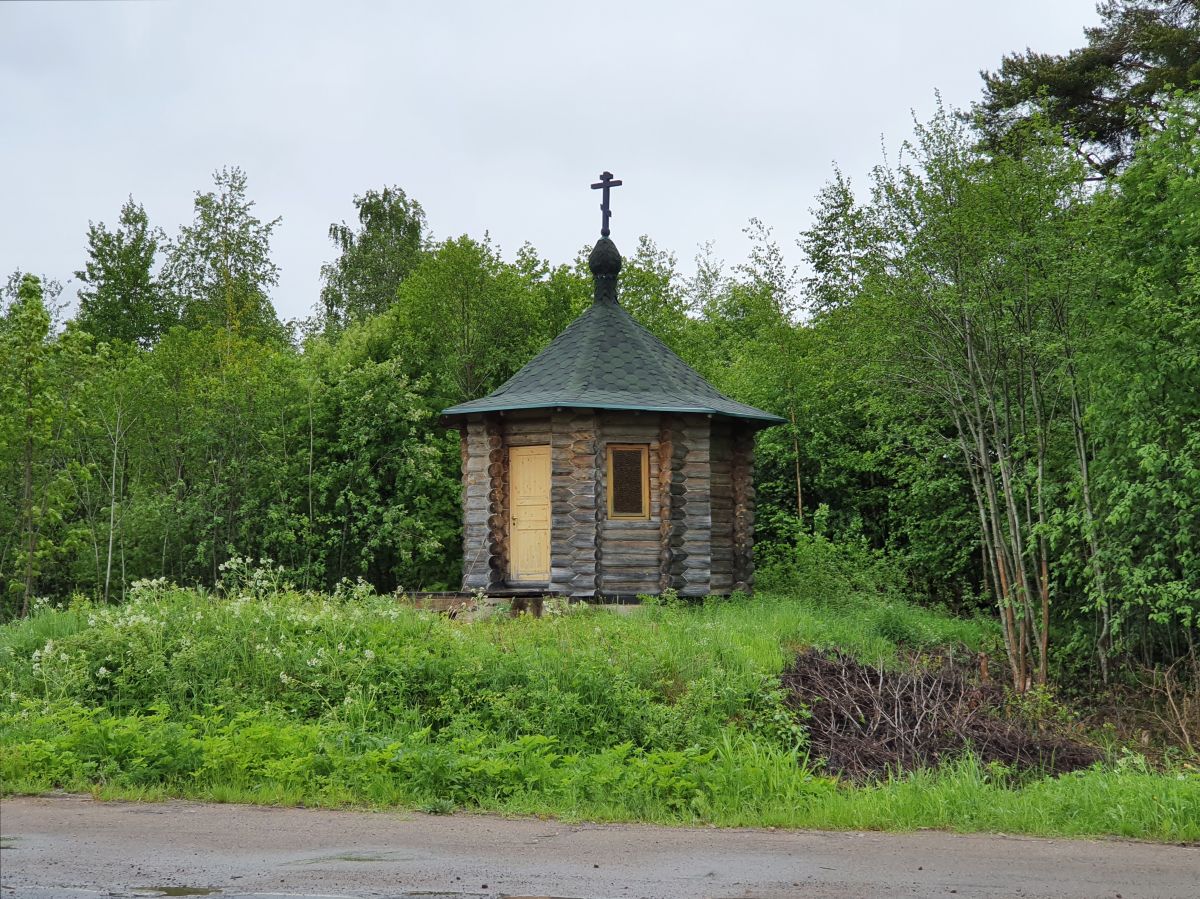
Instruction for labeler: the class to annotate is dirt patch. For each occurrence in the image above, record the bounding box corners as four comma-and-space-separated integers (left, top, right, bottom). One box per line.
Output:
781, 649, 1100, 780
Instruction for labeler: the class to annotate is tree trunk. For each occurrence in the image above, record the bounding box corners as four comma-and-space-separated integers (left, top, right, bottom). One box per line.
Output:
103, 408, 121, 604
789, 407, 804, 523
21, 358, 36, 617
21, 429, 34, 617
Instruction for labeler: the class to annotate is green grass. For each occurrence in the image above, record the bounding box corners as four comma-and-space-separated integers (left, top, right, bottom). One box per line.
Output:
1, 572, 1196, 842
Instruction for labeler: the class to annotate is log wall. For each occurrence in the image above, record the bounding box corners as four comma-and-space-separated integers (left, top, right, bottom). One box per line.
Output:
675, 416, 713, 596
485, 416, 507, 587
597, 413, 662, 596
458, 410, 759, 597
460, 416, 495, 590
549, 411, 599, 597
502, 412, 552, 446
657, 421, 674, 592
732, 427, 757, 592
709, 420, 734, 594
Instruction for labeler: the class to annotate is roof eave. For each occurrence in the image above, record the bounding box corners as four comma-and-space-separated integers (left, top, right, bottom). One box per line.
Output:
440, 400, 786, 428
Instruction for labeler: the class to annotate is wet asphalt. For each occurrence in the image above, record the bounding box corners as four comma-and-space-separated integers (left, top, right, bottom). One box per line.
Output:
2, 795, 1197, 899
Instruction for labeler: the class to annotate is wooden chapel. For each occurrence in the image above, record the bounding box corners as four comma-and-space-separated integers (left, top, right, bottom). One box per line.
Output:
441, 173, 784, 599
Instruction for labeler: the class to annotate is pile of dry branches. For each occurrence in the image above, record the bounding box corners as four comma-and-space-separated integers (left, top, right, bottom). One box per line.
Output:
781, 649, 1099, 780
1087, 659, 1200, 759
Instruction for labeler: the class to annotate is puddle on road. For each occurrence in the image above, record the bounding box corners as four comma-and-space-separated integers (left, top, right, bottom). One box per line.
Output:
292, 850, 422, 865
122, 889, 584, 899
124, 885, 583, 899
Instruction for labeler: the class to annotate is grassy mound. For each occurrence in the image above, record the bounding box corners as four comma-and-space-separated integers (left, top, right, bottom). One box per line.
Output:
1, 580, 1196, 840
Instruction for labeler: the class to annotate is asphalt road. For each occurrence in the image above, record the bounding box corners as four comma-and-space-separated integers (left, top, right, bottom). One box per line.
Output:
1, 795, 1197, 899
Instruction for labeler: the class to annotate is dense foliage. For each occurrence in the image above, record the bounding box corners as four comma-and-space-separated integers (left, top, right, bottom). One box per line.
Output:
3, 573, 1195, 839
2, 57, 1198, 696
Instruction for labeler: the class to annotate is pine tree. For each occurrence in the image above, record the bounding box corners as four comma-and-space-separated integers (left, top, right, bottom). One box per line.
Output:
980, 0, 1200, 176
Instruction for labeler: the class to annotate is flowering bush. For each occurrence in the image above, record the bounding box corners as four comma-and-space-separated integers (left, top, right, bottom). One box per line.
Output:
217, 556, 293, 599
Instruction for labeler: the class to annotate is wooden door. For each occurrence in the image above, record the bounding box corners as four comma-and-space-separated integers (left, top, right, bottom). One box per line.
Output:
508, 445, 551, 582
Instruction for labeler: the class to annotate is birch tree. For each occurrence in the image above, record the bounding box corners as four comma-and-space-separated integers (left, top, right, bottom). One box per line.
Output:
805, 107, 1098, 688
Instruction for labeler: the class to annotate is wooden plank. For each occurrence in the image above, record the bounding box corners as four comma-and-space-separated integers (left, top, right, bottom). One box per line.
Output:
600, 570, 660, 581
602, 519, 660, 533
601, 568, 662, 580
601, 547, 659, 559
505, 419, 552, 435
601, 535, 658, 548
601, 528, 659, 542
601, 579, 661, 593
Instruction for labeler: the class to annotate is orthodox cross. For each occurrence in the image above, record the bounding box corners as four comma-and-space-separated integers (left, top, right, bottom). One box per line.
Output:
590, 171, 623, 237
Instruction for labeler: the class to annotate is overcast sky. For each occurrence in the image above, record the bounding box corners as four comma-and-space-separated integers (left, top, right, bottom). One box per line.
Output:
2, 0, 1101, 323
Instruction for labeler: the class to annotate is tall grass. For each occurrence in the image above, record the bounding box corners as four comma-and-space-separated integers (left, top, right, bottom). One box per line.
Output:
1, 577, 1195, 841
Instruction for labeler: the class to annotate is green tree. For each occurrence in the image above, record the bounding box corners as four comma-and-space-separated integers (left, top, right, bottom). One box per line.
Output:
65, 342, 144, 602
4, 272, 65, 328
515, 242, 589, 340
617, 236, 696, 357
320, 186, 427, 328
700, 223, 803, 521
694, 221, 797, 377
1086, 93, 1200, 661
303, 323, 461, 589
805, 106, 1100, 688
980, 0, 1200, 176
74, 198, 168, 346
390, 235, 547, 404
0, 275, 88, 615
165, 167, 282, 336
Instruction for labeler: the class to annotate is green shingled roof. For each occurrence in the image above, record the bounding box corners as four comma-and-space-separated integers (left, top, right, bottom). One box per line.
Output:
442, 240, 785, 427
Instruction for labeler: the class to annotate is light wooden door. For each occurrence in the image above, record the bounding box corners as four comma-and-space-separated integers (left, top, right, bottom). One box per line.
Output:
508, 445, 551, 582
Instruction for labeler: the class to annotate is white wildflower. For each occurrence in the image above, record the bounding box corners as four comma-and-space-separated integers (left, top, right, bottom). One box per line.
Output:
363, 648, 375, 661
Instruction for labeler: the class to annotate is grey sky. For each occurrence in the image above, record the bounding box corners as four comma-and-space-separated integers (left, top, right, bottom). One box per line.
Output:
2, 0, 1100, 323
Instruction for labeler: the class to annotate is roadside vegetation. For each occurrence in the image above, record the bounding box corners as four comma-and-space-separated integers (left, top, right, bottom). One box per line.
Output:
1, 0, 1197, 844
2, 549, 1196, 842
